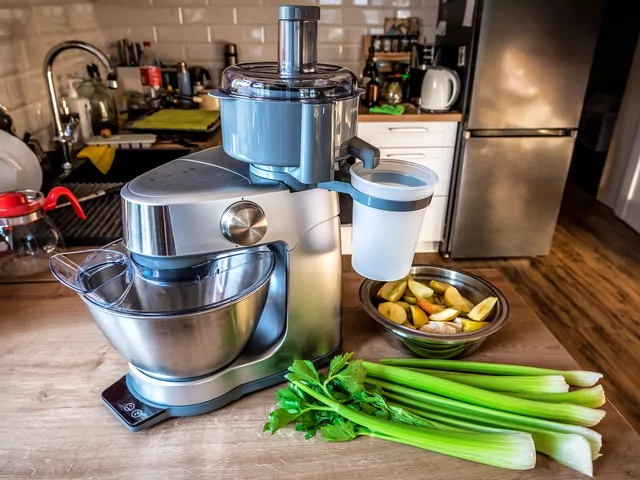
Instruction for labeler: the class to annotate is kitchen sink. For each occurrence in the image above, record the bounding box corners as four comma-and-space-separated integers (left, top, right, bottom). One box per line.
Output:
61, 147, 195, 184
46, 146, 196, 246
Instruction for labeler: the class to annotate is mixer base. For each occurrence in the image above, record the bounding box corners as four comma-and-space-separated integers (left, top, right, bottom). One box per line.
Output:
101, 346, 341, 431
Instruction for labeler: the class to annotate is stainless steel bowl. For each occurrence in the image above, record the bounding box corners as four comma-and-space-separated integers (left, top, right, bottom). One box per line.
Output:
360, 265, 509, 358
82, 250, 275, 380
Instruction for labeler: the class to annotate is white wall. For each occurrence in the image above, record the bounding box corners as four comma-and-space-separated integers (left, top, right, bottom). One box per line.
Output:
598, 37, 640, 234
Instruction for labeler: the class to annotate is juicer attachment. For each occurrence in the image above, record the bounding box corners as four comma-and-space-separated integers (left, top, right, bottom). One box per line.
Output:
211, 5, 373, 186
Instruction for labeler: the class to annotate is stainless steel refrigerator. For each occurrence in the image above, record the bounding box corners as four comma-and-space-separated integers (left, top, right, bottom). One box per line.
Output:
438, 0, 604, 258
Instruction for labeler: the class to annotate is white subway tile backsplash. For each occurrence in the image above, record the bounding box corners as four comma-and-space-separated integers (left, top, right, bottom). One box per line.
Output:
0, 8, 33, 38
95, 6, 179, 26
152, 43, 186, 62
318, 0, 367, 5
317, 45, 341, 63
236, 7, 278, 25
154, 0, 207, 5
0, 41, 25, 77
185, 43, 220, 62
264, 0, 314, 4
210, 26, 264, 43
33, 6, 69, 34
239, 44, 277, 62
318, 26, 367, 43
342, 8, 392, 25
182, 7, 235, 25
156, 25, 209, 43
319, 8, 342, 24
66, 3, 98, 31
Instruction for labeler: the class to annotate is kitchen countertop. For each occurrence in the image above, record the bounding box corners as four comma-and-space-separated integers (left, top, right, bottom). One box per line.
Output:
0, 269, 638, 479
358, 104, 463, 122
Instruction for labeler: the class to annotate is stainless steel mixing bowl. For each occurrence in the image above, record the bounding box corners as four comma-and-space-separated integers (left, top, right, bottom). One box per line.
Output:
81, 249, 275, 380
360, 265, 509, 358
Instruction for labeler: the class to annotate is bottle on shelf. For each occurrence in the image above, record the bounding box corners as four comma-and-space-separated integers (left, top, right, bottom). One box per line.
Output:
139, 41, 162, 107
361, 45, 378, 89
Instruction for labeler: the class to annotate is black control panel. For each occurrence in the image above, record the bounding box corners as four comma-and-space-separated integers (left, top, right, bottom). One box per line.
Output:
102, 376, 167, 430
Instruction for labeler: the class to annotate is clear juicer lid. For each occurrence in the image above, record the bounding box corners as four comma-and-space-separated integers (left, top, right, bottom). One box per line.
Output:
218, 5, 359, 101
50, 241, 275, 316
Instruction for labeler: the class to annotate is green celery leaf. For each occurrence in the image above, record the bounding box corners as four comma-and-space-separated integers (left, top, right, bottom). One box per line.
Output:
334, 359, 366, 395
263, 408, 299, 434
286, 360, 321, 385
329, 352, 354, 377
275, 387, 303, 413
321, 421, 357, 442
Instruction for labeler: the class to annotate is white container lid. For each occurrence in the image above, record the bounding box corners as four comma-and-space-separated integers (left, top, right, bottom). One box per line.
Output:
350, 160, 438, 202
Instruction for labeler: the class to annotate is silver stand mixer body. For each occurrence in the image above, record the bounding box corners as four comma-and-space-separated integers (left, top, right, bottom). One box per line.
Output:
115, 148, 342, 422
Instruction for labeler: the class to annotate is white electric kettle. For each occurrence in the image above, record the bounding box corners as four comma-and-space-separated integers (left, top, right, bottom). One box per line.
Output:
419, 66, 461, 112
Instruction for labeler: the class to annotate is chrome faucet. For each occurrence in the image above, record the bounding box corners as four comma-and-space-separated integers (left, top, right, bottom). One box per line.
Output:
43, 41, 118, 170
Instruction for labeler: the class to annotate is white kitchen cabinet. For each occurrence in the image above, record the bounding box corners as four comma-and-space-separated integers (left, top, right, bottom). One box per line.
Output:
342, 120, 459, 254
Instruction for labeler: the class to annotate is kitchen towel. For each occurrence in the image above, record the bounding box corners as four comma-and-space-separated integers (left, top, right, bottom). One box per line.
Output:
77, 145, 116, 175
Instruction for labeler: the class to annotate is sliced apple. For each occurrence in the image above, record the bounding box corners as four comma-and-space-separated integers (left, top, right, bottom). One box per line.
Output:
431, 295, 444, 305
402, 320, 417, 330
462, 319, 490, 332
407, 278, 434, 300
429, 308, 461, 322
378, 302, 407, 324
429, 280, 452, 296
416, 296, 446, 315
442, 286, 473, 313
468, 297, 498, 321
402, 293, 417, 305
378, 280, 407, 303
419, 322, 458, 334
409, 305, 429, 328
396, 301, 411, 313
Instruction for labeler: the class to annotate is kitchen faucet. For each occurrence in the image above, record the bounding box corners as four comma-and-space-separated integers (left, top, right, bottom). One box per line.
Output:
43, 41, 118, 170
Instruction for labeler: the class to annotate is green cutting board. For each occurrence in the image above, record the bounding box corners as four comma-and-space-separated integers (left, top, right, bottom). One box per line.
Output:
131, 110, 220, 131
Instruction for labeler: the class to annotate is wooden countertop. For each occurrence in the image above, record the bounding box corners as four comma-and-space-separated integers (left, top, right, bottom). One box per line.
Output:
0, 269, 638, 479
358, 104, 463, 122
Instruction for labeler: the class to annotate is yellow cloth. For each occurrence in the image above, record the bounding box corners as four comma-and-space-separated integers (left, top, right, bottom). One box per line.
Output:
131, 110, 220, 131
77, 145, 116, 175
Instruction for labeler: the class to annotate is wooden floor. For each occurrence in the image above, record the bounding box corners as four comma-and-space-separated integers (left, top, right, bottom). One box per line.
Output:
343, 186, 640, 434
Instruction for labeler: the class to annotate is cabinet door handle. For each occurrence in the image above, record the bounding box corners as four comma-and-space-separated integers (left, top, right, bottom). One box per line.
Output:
385, 153, 426, 159
388, 127, 429, 132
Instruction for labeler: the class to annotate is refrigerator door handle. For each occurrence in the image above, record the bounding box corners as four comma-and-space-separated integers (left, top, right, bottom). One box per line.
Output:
467, 129, 576, 138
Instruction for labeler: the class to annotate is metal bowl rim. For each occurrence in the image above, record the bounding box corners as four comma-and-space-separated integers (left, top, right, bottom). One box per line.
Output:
359, 265, 510, 342
81, 251, 276, 318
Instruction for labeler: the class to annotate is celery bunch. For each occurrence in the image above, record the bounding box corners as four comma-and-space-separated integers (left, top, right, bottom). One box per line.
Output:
263, 354, 605, 477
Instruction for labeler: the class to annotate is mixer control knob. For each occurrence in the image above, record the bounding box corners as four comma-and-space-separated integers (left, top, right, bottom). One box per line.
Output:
220, 201, 267, 246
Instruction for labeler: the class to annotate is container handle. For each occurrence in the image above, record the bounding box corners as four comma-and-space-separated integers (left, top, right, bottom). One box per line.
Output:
43, 186, 86, 220
348, 137, 380, 170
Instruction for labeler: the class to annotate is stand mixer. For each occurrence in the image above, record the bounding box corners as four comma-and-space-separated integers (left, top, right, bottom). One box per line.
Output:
50, 5, 438, 431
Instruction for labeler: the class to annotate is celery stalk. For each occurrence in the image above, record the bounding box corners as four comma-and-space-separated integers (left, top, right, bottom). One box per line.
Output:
389, 403, 594, 477
364, 362, 605, 427
504, 385, 606, 408
372, 380, 602, 460
380, 358, 603, 387
405, 367, 569, 393
293, 381, 536, 471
